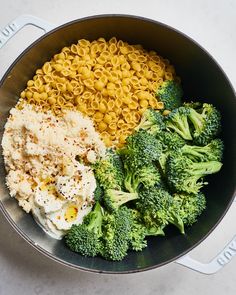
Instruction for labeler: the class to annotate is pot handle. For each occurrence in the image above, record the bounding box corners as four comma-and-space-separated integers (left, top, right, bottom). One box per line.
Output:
175, 197, 236, 274
0, 15, 54, 49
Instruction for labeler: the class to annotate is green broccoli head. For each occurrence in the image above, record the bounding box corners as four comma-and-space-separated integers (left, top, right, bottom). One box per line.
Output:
119, 129, 162, 169
128, 209, 148, 251
135, 164, 162, 189
136, 187, 184, 233
181, 139, 224, 162
65, 224, 100, 257
103, 189, 138, 212
128, 208, 166, 251
135, 108, 165, 135
65, 202, 103, 257
157, 130, 186, 152
93, 149, 124, 190
172, 192, 206, 226
166, 153, 223, 194
124, 163, 162, 193
156, 80, 183, 110
188, 103, 221, 146
165, 107, 193, 140
136, 187, 167, 230
101, 206, 133, 261
156, 131, 186, 173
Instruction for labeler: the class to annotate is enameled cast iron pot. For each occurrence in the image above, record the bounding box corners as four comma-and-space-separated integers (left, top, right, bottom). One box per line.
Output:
0, 15, 236, 274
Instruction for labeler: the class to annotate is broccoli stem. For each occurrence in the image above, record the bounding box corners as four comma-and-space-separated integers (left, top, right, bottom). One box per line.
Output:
158, 152, 168, 173
181, 144, 214, 161
135, 118, 153, 131
145, 227, 165, 236
124, 172, 136, 193
169, 212, 185, 234
87, 202, 103, 235
188, 108, 204, 132
106, 189, 139, 210
167, 116, 192, 140
124, 170, 142, 193
190, 161, 222, 176
181, 140, 223, 162
181, 145, 208, 159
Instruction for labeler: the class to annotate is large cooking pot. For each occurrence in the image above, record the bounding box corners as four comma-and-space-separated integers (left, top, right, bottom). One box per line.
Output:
0, 14, 236, 274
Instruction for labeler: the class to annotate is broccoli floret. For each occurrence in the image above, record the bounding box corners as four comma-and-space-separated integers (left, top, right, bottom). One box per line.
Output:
157, 130, 186, 152
166, 153, 223, 194
65, 202, 103, 257
157, 131, 186, 173
119, 129, 162, 169
188, 103, 221, 145
133, 164, 162, 189
181, 139, 224, 162
172, 192, 206, 226
94, 181, 104, 202
93, 150, 124, 190
129, 209, 148, 251
165, 107, 193, 140
156, 80, 183, 110
136, 187, 184, 234
124, 163, 162, 193
103, 189, 138, 212
129, 209, 166, 251
101, 207, 133, 261
135, 108, 165, 135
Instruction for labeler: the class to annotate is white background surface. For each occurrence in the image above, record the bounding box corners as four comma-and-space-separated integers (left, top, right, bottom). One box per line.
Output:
0, 0, 236, 294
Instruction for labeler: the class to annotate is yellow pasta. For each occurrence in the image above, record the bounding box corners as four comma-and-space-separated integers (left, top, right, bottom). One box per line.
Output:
91, 101, 99, 110
127, 121, 137, 129
19, 37, 179, 146
165, 72, 174, 80
103, 113, 113, 124
93, 111, 104, 122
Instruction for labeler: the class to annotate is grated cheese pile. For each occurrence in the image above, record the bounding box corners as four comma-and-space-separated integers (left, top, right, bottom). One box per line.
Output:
2, 104, 106, 238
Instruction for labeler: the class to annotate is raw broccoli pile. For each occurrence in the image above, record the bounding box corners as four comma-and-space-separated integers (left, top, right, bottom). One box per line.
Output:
65, 88, 223, 261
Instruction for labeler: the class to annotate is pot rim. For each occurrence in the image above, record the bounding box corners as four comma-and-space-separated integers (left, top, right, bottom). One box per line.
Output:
0, 13, 236, 274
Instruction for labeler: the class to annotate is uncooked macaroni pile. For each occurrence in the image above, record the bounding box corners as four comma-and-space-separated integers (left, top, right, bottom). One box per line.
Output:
19, 37, 178, 146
